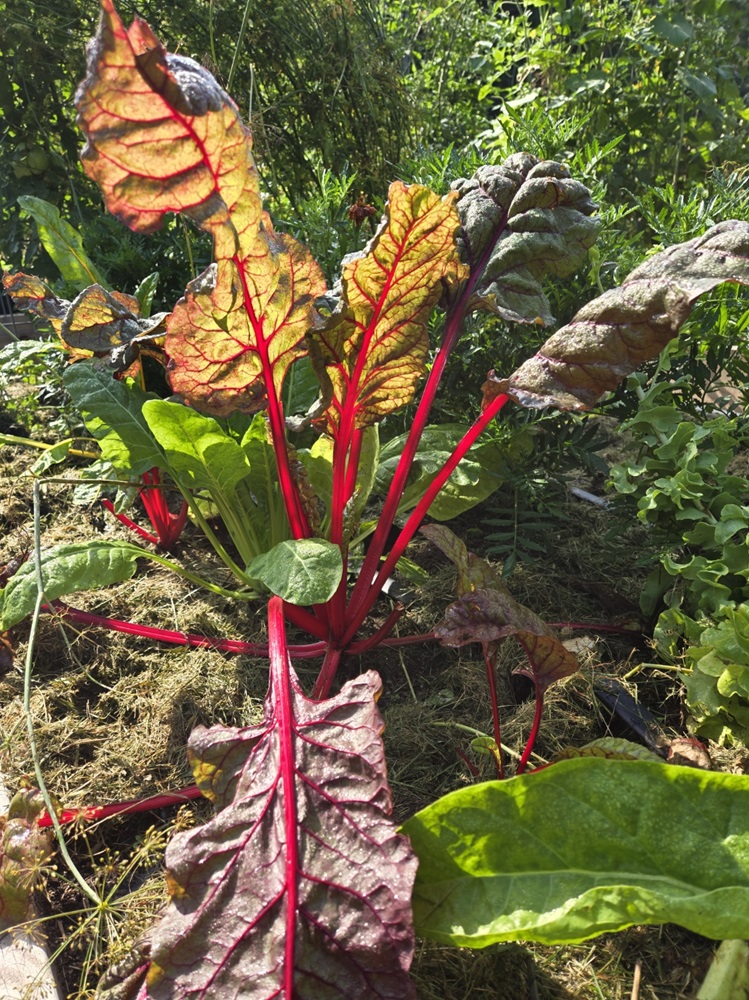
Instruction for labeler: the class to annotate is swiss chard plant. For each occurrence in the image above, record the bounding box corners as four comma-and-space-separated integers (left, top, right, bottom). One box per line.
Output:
4, 1, 749, 994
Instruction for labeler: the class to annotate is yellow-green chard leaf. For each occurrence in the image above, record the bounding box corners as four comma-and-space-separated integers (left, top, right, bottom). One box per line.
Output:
404, 758, 749, 946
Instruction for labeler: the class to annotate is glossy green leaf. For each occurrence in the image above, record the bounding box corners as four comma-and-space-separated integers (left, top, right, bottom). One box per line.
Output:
142, 399, 250, 496
248, 539, 343, 605
404, 758, 749, 946
63, 363, 164, 476
0, 540, 143, 630
134, 271, 160, 318
17, 195, 107, 290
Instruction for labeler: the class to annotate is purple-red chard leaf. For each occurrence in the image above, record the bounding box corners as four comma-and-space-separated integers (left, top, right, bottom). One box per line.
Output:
452, 154, 599, 326
76, 0, 325, 417
115, 597, 417, 999
308, 183, 467, 434
422, 524, 577, 691
485, 219, 749, 411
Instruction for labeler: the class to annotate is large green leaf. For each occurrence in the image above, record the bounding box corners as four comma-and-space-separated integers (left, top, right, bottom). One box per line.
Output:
63, 363, 164, 476
248, 539, 343, 605
404, 758, 749, 946
18, 195, 107, 291
375, 424, 507, 521
0, 540, 143, 630
142, 399, 251, 496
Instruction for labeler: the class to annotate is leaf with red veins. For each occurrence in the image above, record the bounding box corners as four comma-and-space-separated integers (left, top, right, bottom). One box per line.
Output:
308, 182, 467, 433
485, 219, 749, 411
75, 0, 258, 250
166, 230, 326, 415
422, 524, 578, 691
2, 272, 66, 336
130, 634, 416, 997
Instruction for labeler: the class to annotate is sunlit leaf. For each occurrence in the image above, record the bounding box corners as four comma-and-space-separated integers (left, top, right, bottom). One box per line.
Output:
485, 220, 749, 411
76, 0, 325, 415
308, 182, 467, 432
0, 790, 54, 931
18, 195, 107, 290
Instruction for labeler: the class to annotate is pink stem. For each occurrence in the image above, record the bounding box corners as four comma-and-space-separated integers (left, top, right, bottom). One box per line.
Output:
38, 784, 204, 828
101, 499, 160, 547
312, 645, 343, 700
347, 604, 405, 655
46, 601, 328, 658
516, 685, 544, 776
341, 391, 510, 645
483, 645, 504, 780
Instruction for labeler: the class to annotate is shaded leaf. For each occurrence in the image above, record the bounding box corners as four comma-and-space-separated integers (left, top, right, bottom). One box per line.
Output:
0, 540, 143, 631
404, 758, 749, 946
485, 220, 749, 411
17, 195, 106, 290
63, 364, 164, 476
0, 790, 54, 931
453, 153, 599, 325
248, 538, 343, 605
552, 737, 664, 763
121, 601, 416, 998
376, 425, 506, 522
422, 524, 577, 690
308, 182, 467, 432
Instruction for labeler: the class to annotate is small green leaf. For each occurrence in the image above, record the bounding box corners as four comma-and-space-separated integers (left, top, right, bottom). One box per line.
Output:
134, 271, 160, 318
30, 439, 73, 475
248, 539, 343, 605
17, 195, 107, 290
0, 540, 143, 630
404, 758, 749, 946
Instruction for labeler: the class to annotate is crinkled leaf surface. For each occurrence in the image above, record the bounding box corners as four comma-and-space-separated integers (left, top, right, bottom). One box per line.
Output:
0, 540, 142, 630
63, 363, 164, 476
308, 182, 467, 433
127, 603, 416, 999
404, 758, 749, 946
486, 220, 749, 411
376, 425, 506, 521
76, 0, 325, 415
2, 272, 66, 336
453, 153, 599, 325
0, 790, 54, 931
422, 524, 577, 689
3, 272, 166, 360
17, 195, 107, 290
248, 539, 343, 605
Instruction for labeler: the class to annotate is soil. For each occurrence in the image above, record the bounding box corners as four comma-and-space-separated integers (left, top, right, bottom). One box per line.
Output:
0, 417, 739, 999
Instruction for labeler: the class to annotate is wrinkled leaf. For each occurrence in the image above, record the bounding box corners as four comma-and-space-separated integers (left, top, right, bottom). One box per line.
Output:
0, 540, 143, 630
552, 737, 663, 763
113, 600, 416, 998
76, 0, 325, 415
309, 182, 467, 432
404, 757, 749, 946
2, 272, 66, 336
248, 538, 343, 605
63, 363, 164, 476
453, 153, 599, 325
0, 790, 54, 931
18, 195, 106, 290
376, 424, 506, 521
486, 220, 749, 411
422, 523, 577, 689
